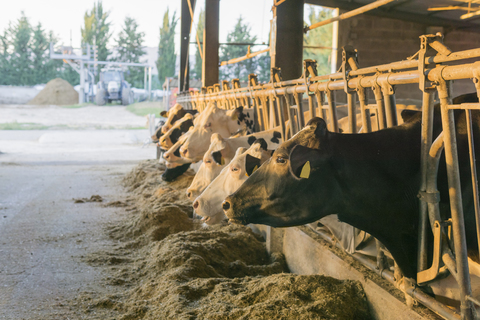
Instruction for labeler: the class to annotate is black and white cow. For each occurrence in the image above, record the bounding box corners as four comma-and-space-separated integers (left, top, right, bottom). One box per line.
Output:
161, 103, 199, 134
223, 93, 480, 279
159, 113, 195, 150
179, 103, 255, 162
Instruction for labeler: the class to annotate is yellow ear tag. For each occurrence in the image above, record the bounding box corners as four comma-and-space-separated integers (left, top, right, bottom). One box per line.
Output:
220, 157, 225, 165
300, 161, 311, 179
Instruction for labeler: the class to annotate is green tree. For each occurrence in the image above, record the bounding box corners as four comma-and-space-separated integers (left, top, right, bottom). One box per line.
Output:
0, 27, 13, 85
81, 1, 112, 78
9, 12, 33, 85
303, 5, 333, 76
256, 53, 270, 83
157, 9, 177, 87
220, 17, 257, 82
191, 9, 204, 80
115, 17, 146, 88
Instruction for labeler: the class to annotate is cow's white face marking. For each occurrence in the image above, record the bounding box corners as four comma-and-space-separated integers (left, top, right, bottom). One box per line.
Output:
193, 141, 272, 225
161, 103, 184, 133
179, 104, 252, 162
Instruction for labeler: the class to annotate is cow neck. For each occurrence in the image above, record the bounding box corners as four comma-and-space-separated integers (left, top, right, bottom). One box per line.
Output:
324, 122, 423, 278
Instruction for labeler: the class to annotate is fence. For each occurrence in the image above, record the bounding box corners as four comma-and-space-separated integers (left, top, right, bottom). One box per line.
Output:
177, 33, 480, 320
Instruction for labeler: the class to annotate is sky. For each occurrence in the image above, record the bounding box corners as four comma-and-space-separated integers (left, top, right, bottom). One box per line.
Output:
0, 0, 276, 51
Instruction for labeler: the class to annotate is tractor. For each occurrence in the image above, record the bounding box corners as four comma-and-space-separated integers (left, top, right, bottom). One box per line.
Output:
95, 67, 134, 106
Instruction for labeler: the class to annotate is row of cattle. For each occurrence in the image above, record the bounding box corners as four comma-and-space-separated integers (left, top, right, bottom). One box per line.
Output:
153, 93, 479, 283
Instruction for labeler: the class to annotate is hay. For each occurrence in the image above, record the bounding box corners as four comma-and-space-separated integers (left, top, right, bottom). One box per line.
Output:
78, 160, 372, 320
28, 78, 79, 105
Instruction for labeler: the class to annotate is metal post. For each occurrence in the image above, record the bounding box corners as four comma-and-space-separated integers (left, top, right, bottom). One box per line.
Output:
357, 86, 371, 133
79, 62, 85, 104
437, 79, 476, 320
144, 67, 147, 92
347, 92, 356, 133
325, 89, 338, 133
418, 91, 435, 273
148, 67, 152, 100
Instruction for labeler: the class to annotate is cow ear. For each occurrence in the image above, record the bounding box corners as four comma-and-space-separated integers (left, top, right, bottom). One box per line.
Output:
228, 106, 244, 120
212, 151, 225, 165
306, 117, 327, 138
401, 109, 420, 123
245, 154, 261, 177
289, 145, 322, 180
160, 111, 168, 117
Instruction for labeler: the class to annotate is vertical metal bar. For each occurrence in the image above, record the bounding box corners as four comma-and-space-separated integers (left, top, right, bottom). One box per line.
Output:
284, 94, 296, 136
465, 109, 480, 259
294, 92, 305, 129
254, 95, 264, 131
347, 92, 356, 133
308, 93, 316, 121
418, 91, 435, 272
276, 96, 287, 141
383, 89, 398, 128
269, 97, 277, 128
437, 80, 476, 320
357, 86, 371, 133
325, 90, 338, 133
372, 84, 386, 130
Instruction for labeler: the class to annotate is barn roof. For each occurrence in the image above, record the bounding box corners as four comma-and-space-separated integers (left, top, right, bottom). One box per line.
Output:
306, 0, 480, 32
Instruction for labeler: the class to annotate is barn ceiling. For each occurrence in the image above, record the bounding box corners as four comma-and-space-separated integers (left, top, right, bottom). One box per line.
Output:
306, 0, 480, 32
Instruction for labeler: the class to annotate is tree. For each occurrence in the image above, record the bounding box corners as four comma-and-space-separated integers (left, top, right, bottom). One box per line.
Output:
157, 9, 177, 87
219, 17, 257, 82
81, 1, 112, 78
9, 12, 33, 85
191, 10, 204, 80
303, 5, 333, 76
116, 17, 146, 88
256, 53, 270, 83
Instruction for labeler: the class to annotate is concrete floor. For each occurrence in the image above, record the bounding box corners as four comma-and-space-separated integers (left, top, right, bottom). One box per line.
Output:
0, 106, 157, 319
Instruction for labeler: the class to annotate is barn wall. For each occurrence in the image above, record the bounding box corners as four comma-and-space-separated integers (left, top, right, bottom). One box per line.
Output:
337, 14, 480, 100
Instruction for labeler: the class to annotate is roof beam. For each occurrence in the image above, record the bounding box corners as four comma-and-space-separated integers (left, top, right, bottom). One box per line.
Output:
305, 0, 480, 32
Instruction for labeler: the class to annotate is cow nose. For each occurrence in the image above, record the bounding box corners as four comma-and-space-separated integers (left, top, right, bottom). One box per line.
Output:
222, 200, 230, 211
164, 153, 170, 160
182, 149, 188, 156
193, 200, 199, 209
187, 191, 191, 199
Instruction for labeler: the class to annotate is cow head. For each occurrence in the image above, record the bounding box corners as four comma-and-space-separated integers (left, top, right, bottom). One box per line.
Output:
179, 103, 251, 162
159, 113, 194, 149
186, 133, 229, 201
223, 117, 334, 227
161, 103, 187, 134
163, 130, 192, 165
193, 138, 273, 225
161, 162, 191, 182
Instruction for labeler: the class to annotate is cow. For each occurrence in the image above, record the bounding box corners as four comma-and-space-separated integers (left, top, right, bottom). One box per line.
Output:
162, 162, 191, 182
179, 103, 255, 162
161, 103, 199, 134
223, 94, 480, 280
193, 139, 273, 225
159, 113, 195, 150
186, 129, 283, 201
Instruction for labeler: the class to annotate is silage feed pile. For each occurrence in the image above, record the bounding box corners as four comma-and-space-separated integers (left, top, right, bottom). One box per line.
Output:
28, 78, 79, 105
79, 160, 372, 320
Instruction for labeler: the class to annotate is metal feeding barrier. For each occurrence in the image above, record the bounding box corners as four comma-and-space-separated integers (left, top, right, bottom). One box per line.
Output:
177, 33, 480, 320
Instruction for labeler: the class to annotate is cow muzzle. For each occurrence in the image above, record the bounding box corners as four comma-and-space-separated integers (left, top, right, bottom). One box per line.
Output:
159, 136, 171, 149
222, 197, 245, 224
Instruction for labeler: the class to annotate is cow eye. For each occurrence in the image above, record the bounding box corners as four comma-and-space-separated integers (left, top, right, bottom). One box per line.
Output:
205, 160, 211, 164
231, 167, 239, 172
205, 123, 212, 128
276, 156, 287, 164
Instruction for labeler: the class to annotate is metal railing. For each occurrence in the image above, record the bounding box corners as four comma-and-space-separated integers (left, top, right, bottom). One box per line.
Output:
177, 33, 480, 320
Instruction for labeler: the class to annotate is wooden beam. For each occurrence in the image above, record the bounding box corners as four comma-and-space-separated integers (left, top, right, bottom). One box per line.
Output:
271, 0, 304, 81
179, 0, 195, 92
202, 0, 219, 87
